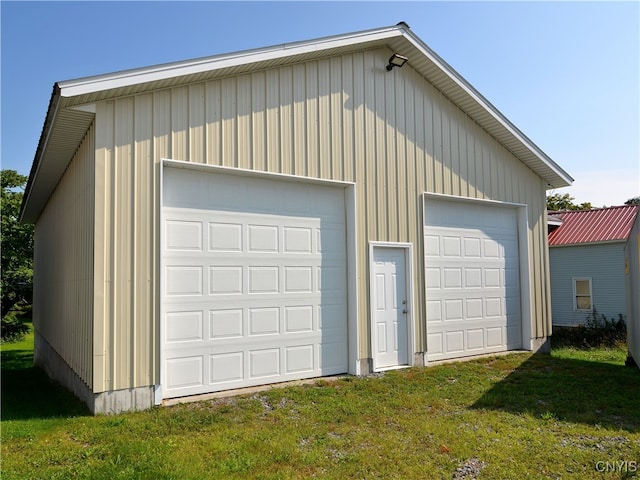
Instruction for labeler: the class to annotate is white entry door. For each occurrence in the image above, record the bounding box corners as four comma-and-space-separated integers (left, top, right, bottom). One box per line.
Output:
372, 247, 408, 370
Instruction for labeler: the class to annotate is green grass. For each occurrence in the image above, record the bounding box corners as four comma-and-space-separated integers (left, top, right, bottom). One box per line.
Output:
2, 327, 639, 479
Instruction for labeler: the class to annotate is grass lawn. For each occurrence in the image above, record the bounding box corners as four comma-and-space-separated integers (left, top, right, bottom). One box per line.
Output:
2, 326, 639, 479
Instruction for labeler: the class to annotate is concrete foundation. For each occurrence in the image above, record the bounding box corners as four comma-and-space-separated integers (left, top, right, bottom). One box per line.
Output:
530, 336, 551, 354
358, 357, 373, 375
34, 331, 156, 415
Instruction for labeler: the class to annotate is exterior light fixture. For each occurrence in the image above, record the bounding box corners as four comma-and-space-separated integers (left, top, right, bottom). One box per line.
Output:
386, 53, 408, 71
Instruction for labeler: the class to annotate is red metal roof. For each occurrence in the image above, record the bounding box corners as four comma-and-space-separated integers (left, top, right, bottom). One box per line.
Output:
548, 205, 639, 246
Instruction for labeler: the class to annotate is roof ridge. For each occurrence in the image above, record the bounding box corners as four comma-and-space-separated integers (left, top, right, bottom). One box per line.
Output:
552, 204, 639, 214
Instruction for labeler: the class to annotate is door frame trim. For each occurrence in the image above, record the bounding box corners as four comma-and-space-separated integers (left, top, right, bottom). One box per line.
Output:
368, 242, 415, 372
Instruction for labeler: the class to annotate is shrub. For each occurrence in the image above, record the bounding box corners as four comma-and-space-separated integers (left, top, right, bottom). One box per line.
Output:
0, 303, 31, 343
552, 308, 626, 349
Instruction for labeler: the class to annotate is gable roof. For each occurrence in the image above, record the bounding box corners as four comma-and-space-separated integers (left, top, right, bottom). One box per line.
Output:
548, 205, 640, 246
20, 22, 573, 223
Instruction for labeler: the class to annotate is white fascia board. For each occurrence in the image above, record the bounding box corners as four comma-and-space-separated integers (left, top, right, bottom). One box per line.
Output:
57, 26, 404, 98
403, 30, 573, 187
19, 90, 62, 223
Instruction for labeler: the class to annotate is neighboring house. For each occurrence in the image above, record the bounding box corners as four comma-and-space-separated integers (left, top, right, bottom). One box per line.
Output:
625, 210, 640, 368
20, 23, 573, 414
548, 205, 640, 327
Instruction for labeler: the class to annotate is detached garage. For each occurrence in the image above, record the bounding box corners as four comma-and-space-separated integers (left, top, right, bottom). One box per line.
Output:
21, 22, 572, 413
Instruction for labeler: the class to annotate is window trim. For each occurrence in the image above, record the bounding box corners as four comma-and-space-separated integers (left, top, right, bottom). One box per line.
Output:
572, 277, 593, 311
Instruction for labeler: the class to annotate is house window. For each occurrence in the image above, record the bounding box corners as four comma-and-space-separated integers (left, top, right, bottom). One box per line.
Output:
573, 278, 592, 311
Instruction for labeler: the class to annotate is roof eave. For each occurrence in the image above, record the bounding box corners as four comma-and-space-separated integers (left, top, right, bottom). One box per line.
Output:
549, 239, 627, 248
20, 85, 62, 224
20, 87, 95, 224
57, 24, 406, 99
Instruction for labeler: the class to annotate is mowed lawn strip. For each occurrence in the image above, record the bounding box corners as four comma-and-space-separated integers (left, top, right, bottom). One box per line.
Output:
2, 326, 639, 479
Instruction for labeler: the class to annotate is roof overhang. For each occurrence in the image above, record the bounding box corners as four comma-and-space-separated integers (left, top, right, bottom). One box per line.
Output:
549, 239, 626, 248
20, 22, 573, 223
547, 213, 563, 227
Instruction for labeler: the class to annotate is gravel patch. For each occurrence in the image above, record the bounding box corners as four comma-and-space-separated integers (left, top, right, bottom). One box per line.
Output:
452, 458, 486, 479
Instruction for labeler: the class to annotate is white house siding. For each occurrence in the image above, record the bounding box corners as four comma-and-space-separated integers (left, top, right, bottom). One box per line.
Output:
549, 242, 627, 326
33, 123, 95, 388
92, 47, 551, 393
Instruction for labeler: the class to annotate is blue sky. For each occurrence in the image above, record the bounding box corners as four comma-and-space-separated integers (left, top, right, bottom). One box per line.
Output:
2, 1, 638, 207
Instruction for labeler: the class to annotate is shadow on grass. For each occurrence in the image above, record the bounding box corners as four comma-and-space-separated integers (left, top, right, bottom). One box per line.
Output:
1, 349, 90, 421
472, 352, 640, 432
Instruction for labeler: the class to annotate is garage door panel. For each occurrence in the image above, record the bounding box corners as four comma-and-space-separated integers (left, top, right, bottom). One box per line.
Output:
318, 227, 346, 255
426, 300, 442, 322
285, 345, 315, 374
166, 220, 204, 251
507, 324, 523, 347
210, 266, 244, 294
165, 266, 204, 296
318, 266, 347, 293
208, 222, 243, 251
247, 307, 280, 335
210, 309, 244, 338
166, 311, 204, 343
247, 225, 279, 253
318, 304, 348, 331
284, 227, 313, 253
166, 356, 204, 390
210, 352, 244, 383
445, 331, 464, 353
162, 169, 348, 398
249, 349, 281, 378
319, 342, 349, 372
425, 198, 522, 361
467, 329, 484, 350
284, 305, 314, 332
427, 332, 443, 354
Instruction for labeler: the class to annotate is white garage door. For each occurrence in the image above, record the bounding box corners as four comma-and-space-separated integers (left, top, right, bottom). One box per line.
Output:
162, 167, 348, 399
425, 198, 522, 361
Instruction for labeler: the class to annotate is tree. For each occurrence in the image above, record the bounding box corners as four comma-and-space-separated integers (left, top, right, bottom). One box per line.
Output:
1, 170, 34, 341
546, 193, 593, 211
625, 196, 640, 206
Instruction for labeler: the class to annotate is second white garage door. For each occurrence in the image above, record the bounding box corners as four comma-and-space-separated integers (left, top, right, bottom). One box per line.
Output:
425, 198, 522, 361
162, 167, 348, 399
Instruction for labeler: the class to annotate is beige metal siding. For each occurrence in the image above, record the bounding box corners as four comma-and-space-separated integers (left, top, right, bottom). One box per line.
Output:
93, 47, 551, 391
94, 97, 159, 393
34, 123, 95, 388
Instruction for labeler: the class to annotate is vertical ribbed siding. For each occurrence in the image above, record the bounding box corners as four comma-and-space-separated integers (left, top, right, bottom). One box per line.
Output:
95, 98, 159, 393
93, 47, 551, 391
34, 123, 95, 388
